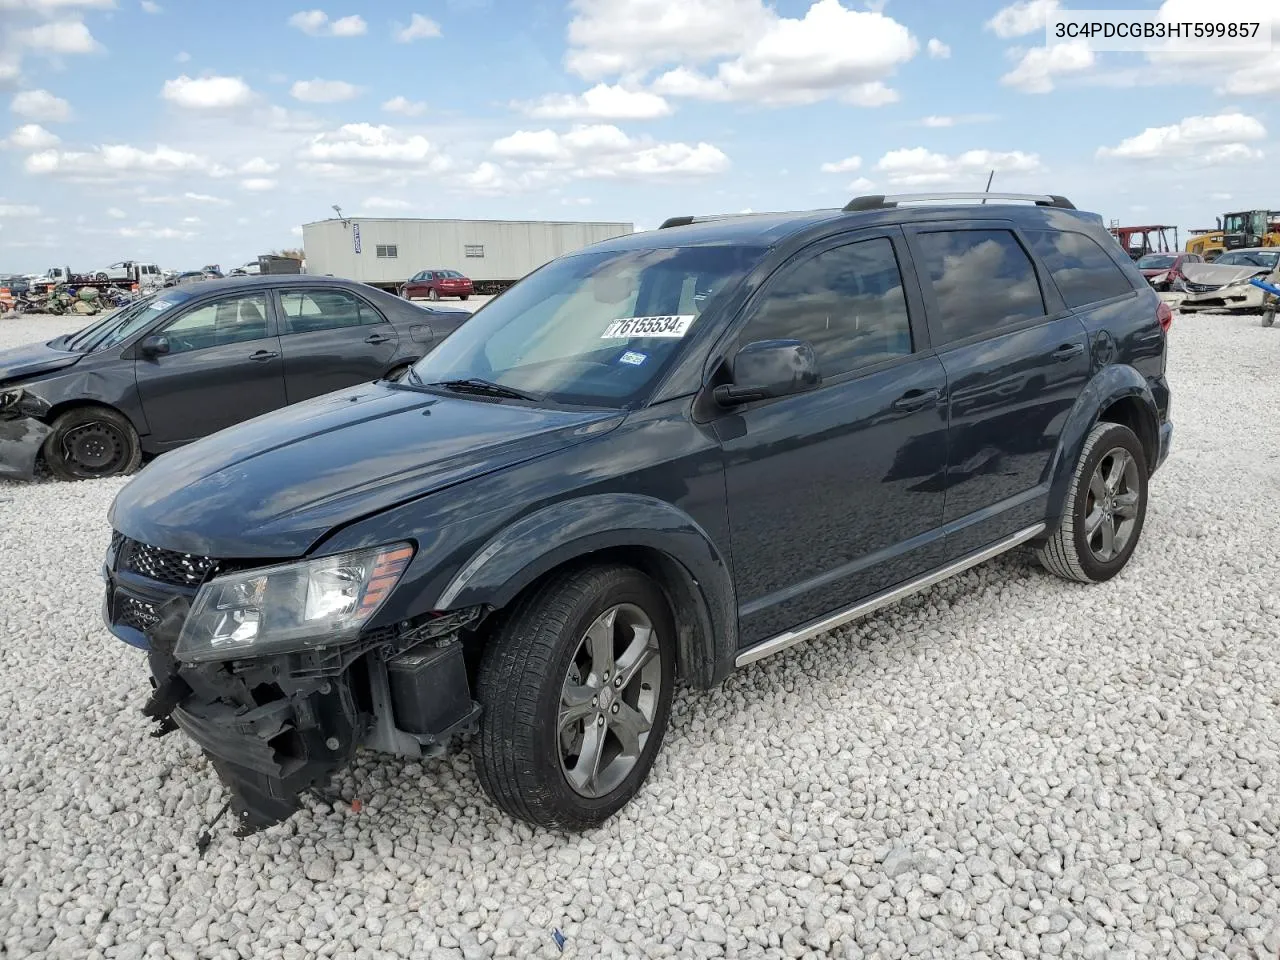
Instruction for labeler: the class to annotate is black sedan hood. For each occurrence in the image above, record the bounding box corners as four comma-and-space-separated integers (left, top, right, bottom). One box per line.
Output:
0, 340, 83, 383
109, 383, 622, 558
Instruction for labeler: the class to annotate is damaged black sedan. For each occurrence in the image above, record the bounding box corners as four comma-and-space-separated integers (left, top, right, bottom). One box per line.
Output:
0, 276, 465, 481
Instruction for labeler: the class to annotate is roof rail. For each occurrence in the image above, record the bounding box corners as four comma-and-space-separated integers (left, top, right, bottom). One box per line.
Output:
657, 211, 796, 229
844, 192, 1076, 212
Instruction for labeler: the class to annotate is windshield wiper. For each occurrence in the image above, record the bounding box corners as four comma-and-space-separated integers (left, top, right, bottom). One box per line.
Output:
429, 378, 540, 402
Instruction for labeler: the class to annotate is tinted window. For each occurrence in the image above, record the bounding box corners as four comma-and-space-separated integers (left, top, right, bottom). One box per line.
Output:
280, 289, 381, 333
916, 229, 1045, 342
1026, 230, 1135, 308
161, 294, 271, 353
741, 238, 913, 378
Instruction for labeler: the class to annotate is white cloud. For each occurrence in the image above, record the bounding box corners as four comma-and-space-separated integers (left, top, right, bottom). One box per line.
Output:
141, 0, 161, 12
819, 154, 861, 174
986, 0, 1058, 39
565, 0, 774, 80
162, 74, 254, 110
329, 15, 366, 36
649, 0, 917, 107
926, 37, 950, 59
394, 13, 441, 42
489, 123, 729, 184
291, 78, 362, 102
181, 215, 201, 223
382, 96, 426, 116
239, 156, 279, 175
298, 122, 451, 179
918, 113, 998, 128
1096, 113, 1265, 161
363, 196, 412, 210
11, 89, 71, 121
288, 10, 366, 36
0, 0, 113, 9
1000, 41, 1093, 93
138, 191, 231, 205
107, 207, 126, 218
117, 225, 195, 240
25, 143, 218, 181
16, 19, 100, 54
847, 175, 874, 192
175, 51, 190, 63
875, 147, 1042, 187
519, 83, 672, 120
3, 123, 59, 149
0, 203, 40, 218
241, 178, 277, 191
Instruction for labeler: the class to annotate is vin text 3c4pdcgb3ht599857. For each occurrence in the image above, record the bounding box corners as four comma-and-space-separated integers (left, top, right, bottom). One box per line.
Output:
101, 192, 1173, 837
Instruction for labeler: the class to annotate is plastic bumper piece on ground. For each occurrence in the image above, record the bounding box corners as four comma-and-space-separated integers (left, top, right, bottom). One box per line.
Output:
0, 416, 50, 481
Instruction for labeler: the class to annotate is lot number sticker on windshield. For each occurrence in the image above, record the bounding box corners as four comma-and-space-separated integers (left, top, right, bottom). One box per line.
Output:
601, 315, 695, 339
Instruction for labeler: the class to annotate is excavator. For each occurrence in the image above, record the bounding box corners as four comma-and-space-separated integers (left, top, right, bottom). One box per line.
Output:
1185, 210, 1280, 260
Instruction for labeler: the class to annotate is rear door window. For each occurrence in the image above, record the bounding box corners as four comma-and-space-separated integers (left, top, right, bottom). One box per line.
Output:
1024, 229, 1135, 308
280, 288, 381, 333
914, 229, 1046, 343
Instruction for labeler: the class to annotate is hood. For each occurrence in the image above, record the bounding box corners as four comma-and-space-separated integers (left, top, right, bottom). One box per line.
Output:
109, 383, 623, 559
1181, 262, 1270, 287
0, 340, 83, 383
1140, 267, 1172, 278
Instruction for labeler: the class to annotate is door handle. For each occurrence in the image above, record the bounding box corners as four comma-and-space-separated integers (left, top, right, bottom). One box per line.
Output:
364, 333, 391, 344
249, 349, 279, 361
892, 387, 941, 412
1052, 343, 1085, 361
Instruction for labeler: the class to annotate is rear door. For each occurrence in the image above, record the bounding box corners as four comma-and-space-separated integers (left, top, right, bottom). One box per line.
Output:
133, 290, 286, 443
275, 286, 400, 402
904, 221, 1091, 558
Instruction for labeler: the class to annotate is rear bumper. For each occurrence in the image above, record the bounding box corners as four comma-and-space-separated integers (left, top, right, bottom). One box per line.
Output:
1155, 420, 1173, 473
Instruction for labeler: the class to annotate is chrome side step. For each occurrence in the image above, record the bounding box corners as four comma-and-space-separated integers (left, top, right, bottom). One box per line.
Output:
734, 523, 1046, 668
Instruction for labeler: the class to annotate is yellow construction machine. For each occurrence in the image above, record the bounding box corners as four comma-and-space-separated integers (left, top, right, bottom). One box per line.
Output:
1186, 210, 1280, 260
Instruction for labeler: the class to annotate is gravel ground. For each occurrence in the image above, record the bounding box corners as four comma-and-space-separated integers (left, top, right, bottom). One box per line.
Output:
1, 310, 1278, 960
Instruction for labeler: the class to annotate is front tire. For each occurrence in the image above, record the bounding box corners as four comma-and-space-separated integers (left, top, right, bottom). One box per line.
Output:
427, 288, 439, 301
474, 564, 676, 829
43, 407, 142, 481
1038, 421, 1148, 584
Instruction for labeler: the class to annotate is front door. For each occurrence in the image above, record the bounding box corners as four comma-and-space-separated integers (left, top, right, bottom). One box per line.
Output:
133, 290, 286, 444
714, 229, 951, 647
276, 287, 401, 403
905, 223, 1091, 557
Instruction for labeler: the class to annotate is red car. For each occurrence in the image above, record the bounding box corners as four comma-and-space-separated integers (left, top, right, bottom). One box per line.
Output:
1135, 252, 1203, 291
401, 268, 474, 301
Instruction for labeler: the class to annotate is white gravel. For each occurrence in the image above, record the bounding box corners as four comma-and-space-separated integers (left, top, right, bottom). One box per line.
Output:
2, 310, 1279, 960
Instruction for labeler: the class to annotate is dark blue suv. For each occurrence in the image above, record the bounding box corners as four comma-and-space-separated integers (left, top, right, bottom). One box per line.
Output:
103, 192, 1173, 835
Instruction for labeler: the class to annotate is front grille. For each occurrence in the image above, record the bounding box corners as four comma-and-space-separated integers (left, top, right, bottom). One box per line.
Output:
117, 595, 161, 633
1185, 281, 1221, 293
117, 536, 219, 588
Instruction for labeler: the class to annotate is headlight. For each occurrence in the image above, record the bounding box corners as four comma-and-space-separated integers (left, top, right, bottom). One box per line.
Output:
174, 542, 414, 663
1227, 277, 1252, 287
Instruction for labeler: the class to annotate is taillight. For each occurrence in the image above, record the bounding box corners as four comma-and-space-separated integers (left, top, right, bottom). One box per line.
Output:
1156, 300, 1172, 333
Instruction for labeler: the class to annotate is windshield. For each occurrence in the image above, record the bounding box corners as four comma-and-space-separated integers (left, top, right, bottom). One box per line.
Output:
62, 290, 192, 352
1215, 251, 1279, 269
1136, 254, 1176, 269
407, 244, 765, 408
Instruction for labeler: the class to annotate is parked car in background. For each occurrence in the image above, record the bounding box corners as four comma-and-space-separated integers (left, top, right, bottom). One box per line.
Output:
100, 191, 1172, 836
0, 274, 31, 297
402, 268, 474, 301
1135, 251, 1202, 291
0, 276, 469, 481
94, 261, 164, 290
164, 270, 218, 287
1180, 248, 1280, 312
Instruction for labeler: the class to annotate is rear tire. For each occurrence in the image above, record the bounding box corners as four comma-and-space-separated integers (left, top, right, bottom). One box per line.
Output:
474, 564, 676, 829
1038, 422, 1148, 584
43, 406, 142, 481
460, 295, 470, 301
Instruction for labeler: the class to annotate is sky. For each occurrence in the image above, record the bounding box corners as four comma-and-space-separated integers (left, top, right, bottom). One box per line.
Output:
0, 0, 1277, 273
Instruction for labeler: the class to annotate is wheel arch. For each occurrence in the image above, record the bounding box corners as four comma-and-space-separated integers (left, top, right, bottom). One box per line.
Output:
1046, 364, 1159, 526
44, 397, 142, 434
435, 494, 737, 689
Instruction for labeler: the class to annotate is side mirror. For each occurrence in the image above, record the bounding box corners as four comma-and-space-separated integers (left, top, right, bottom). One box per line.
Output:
713, 338, 820, 406
140, 334, 170, 358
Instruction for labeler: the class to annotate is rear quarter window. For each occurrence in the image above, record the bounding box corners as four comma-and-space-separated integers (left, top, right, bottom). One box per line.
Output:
914, 229, 1046, 344
1024, 230, 1135, 308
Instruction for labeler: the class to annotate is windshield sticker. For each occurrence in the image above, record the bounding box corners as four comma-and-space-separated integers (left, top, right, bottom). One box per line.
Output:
149, 300, 175, 311
618, 350, 648, 366
601, 315, 695, 339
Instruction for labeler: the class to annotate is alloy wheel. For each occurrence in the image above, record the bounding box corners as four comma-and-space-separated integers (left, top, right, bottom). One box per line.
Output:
557, 603, 662, 799
1084, 446, 1141, 562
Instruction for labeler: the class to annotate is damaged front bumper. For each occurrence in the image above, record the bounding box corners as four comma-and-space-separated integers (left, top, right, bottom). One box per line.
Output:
1179, 283, 1267, 312
0, 388, 51, 481
103, 548, 484, 837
